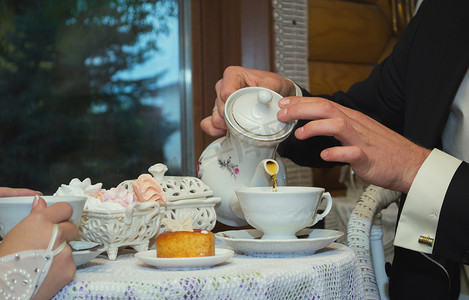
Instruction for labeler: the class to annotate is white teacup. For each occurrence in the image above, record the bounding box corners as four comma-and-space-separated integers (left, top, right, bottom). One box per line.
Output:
0, 196, 86, 237
235, 186, 332, 240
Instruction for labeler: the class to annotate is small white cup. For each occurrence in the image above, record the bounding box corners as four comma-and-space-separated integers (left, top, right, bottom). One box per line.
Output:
0, 196, 86, 237
235, 186, 332, 240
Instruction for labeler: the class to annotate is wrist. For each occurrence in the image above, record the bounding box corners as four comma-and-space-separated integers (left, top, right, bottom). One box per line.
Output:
398, 146, 431, 193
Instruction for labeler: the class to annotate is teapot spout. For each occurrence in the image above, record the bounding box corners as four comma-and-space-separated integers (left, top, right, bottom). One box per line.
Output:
249, 159, 279, 187
230, 158, 280, 220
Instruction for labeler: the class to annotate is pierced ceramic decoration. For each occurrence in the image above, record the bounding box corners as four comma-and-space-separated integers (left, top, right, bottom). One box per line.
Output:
55, 164, 220, 260
197, 87, 297, 227
79, 201, 163, 260
54, 178, 165, 261
118, 163, 220, 234
57, 163, 219, 261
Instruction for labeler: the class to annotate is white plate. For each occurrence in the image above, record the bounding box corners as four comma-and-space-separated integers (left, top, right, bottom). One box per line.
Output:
135, 248, 233, 270
70, 241, 105, 267
215, 228, 343, 257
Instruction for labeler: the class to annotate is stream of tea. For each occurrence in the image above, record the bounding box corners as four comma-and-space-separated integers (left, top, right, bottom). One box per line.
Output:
266, 161, 278, 192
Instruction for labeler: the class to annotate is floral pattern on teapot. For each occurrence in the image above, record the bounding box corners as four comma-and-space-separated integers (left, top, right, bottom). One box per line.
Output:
218, 157, 239, 178
197, 156, 239, 180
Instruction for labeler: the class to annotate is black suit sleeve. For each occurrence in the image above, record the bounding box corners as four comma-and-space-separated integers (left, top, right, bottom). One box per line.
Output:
434, 161, 469, 264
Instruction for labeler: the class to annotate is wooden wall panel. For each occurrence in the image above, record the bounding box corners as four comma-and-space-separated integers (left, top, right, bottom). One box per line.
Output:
379, 36, 399, 61
241, 0, 273, 71
308, 61, 375, 95
377, 0, 393, 20
308, 0, 392, 64
191, 0, 242, 165
192, 0, 273, 165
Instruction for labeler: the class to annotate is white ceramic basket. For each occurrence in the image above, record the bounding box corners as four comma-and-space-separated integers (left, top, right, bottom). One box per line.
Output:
118, 163, 220, 234
79, 164, 220, 260
78, 201, 163, 260
162, 197, 220, 232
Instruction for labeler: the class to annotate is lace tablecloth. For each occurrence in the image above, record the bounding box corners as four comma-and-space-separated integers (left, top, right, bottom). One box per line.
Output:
53, 243, 364, 299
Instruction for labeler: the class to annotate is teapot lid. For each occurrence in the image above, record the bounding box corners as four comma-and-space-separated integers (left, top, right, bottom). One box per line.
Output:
224, 87, 296, 142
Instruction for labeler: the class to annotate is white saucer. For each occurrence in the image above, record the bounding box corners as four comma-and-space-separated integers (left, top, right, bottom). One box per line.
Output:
70, 241, 105, 267
215, 228, 343, 257
135, 248, 234, 270
0, 240, 103, 267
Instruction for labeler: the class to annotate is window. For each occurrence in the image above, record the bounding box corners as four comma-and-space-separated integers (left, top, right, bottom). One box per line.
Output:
0, 0, 193, 194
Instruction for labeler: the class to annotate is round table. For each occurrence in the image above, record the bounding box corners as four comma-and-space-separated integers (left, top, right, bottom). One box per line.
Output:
52, 243, 364, 299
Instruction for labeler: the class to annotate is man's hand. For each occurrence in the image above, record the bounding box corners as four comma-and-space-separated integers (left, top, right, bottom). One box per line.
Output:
277, 96, 431, 193
200, 66, 296, 137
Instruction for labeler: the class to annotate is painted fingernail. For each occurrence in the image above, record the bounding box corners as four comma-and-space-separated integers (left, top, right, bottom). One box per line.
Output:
279, 98, 290, 106
32, 195, 39, 209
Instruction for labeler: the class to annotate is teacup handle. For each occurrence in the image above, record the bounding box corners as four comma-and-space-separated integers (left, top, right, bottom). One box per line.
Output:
311, 192, 333, 226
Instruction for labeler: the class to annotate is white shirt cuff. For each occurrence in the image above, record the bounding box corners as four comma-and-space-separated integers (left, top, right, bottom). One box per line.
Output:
394, 148, 462, 253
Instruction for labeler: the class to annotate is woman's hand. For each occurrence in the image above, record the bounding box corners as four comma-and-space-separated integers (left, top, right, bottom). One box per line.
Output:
0, 187, 42, 197
200, 66, 297, 137
0, 196, 78, 300
277, 96, 431, 193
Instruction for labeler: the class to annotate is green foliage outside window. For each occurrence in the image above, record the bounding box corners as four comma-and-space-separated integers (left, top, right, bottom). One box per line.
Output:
0, 0, 180, 193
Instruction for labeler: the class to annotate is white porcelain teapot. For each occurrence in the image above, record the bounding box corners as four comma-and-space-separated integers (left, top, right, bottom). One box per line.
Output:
197, 87, 297, 226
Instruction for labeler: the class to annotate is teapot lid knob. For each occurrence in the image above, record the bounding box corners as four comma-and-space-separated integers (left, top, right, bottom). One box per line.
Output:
257, 90, 272, 105
224, 87, 297, 143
